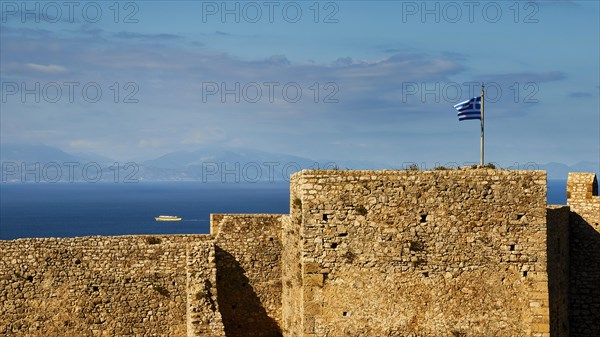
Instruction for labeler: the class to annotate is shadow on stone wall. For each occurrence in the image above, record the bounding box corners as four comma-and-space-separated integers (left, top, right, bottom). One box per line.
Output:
569, 212, 600, 337
215, 246, 282, 337
546, 206, 569, 337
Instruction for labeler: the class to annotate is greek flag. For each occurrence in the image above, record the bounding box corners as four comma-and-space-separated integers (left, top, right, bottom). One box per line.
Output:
453, 96, 481, 121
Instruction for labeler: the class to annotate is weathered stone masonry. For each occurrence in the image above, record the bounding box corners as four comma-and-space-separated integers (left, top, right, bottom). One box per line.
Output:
0, 235, 201, 336
567, 173, 600, 337
213, 214, 284, 337
0, 214, 285, 337
284, 169, 553, 337
0, 169, 599, 337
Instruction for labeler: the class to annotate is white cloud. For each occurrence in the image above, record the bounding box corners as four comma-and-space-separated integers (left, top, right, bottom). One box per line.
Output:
25, 63, 67, 73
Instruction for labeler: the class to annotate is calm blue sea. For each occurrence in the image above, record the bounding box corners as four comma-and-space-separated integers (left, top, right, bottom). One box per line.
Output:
0, 182, 290, 240
0, 180, 568, 240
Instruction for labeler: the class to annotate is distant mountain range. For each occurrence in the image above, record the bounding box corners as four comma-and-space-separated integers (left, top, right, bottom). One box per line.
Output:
536, 161, 600, 180
1, 143, 125, 183
1, 143, 598, 182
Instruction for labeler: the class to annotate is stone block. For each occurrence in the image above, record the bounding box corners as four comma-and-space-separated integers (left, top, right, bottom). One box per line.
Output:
304, 262, 321, 274
304, 274, 324, 287
304, 301, 323, 316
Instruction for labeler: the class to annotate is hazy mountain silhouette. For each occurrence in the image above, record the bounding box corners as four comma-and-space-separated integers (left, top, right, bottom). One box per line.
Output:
1, 143, 597, 182
1, 143, 83, 163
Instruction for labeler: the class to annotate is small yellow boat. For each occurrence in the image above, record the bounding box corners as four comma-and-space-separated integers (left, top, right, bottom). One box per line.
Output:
155, 215, 182, 222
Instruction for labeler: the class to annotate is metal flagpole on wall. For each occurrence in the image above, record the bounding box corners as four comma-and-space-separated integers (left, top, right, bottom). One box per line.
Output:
480, 83, 485, 166
452, 85, 486, 164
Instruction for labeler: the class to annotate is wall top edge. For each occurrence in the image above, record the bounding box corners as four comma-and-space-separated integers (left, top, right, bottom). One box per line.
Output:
210, 213, 287, 217
0, 234, 212, 244
291, 168, 548, 180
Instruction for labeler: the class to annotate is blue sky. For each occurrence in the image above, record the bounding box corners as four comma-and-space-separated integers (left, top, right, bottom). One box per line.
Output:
1, 0, 598, 169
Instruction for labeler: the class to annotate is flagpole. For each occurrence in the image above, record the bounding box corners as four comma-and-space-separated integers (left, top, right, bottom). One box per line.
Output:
480, 83, 485, 166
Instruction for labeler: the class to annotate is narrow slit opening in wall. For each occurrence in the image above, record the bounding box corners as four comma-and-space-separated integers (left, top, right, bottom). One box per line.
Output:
322, 214, 328, 222
522, 271, 528, 277
420, 214, 427, 223
510, 244, 515, 251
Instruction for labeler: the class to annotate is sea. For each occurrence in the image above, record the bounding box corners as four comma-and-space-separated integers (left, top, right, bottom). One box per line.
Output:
0, 182, 290, 240
0, 180, 568, 240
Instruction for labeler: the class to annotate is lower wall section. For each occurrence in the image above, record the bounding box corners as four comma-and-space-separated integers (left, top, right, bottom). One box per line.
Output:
187, 241, 226, 337
0, 235, 209, 337
214, 214, 284, 337
568, 213, 600, 336
0, 215, 286, 337
282, 214, 302, 337
568, 209, 600, 336
546, 206, 570, 337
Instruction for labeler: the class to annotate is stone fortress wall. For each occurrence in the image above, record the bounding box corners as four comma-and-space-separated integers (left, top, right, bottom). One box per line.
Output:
566, 173, 600, 336
284, 169, 554, 337
0, 169, 598, 337
0, 235, 204, 336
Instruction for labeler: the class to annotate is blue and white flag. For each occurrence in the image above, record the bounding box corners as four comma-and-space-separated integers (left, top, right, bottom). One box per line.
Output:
453, 96, 481, 121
